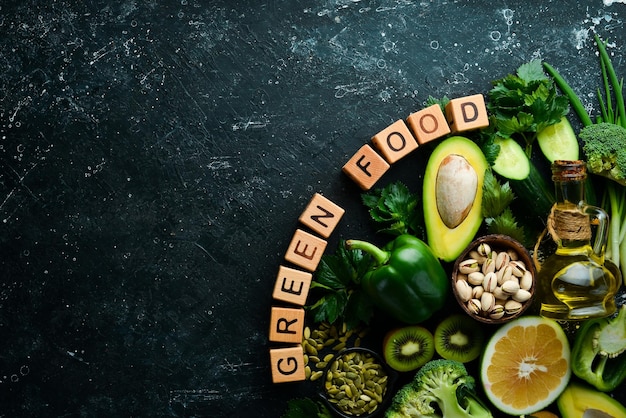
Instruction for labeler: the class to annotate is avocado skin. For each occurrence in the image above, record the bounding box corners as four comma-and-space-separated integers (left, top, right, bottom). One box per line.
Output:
557, 381, 626, 418
423, 136, 488, 262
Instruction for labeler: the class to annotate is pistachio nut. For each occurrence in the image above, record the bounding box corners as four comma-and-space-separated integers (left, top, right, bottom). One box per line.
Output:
502, 280, 521, 296
455, 280, 472, 302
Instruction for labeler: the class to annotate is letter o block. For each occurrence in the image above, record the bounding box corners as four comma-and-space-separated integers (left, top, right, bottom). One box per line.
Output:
371, 119, 419, 164
342, 144, 390, 190
406, 104, 451, 145
445, 94, 489, 133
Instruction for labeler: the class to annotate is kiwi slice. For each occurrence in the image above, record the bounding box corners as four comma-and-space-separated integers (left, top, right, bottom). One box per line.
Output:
434, 314, 484, 363
382, 326, 434, 372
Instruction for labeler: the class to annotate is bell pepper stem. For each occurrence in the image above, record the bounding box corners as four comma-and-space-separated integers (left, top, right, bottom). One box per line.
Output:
345, 239, 390, 266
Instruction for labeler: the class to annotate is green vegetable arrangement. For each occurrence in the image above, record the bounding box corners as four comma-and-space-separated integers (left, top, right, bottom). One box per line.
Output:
284, 36, 626, 418
544, 34, 626, 275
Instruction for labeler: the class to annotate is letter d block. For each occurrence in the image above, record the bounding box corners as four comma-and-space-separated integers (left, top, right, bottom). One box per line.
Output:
342, 144, 390, 190
445, 94, 489, 133
269, 306, 305, 343
270, 345, 306, 383
298, 193, 345, 238
406, 104, 451, 145
284, 229, 327, 272
371, 119, 419, 164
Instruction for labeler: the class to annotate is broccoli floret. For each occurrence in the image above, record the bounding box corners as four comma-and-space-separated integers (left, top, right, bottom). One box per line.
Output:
385, 359, 493, 418
579, 122, 626, 183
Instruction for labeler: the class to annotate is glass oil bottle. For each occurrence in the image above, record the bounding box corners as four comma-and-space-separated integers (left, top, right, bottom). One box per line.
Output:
537, 160, 621, 320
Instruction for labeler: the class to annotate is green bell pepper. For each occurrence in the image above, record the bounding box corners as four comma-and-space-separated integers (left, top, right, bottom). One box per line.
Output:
570, 304, 626, 392
346, 234, 449, 324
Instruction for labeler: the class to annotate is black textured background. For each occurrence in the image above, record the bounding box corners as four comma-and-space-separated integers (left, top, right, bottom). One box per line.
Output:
1, 1, 624, 416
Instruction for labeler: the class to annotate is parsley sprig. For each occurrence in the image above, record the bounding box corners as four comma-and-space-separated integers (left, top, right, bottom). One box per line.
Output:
481, 169, 526, 244
307, 241, 374, 330
488, 59, 569, 157
361, 181, 423, 237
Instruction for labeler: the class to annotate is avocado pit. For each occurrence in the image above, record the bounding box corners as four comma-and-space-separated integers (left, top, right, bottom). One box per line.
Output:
435, 154, 478, 229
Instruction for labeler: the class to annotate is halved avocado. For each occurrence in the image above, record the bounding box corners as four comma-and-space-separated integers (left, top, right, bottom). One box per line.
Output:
557, 381, 626, 418
423, 136, 488, 262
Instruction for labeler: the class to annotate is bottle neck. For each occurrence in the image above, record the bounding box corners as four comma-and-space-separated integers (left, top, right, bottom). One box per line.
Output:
554, 179, 585, 208
552, 180, 591, 249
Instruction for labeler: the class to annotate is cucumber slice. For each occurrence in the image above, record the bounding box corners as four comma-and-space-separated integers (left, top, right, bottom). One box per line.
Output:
537, 117, 580, 162
491, 137, 530, 180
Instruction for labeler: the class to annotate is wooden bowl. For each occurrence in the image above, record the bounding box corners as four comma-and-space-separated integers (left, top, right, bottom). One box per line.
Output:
451, 234, 536, 324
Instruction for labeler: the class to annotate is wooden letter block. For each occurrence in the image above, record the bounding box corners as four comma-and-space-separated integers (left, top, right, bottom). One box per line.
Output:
406, 104, 451, 145
272, 265, 312, 306
445, 94, 489, 133
284, 229, 327, 272
371, 119, 419, 164
269, 306, 305, 344
270, 345, 306, 383
342, 144, 390, 190
298, 193, 345, 238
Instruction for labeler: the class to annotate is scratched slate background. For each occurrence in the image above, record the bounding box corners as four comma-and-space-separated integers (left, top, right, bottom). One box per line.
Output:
1, 1, 625, 417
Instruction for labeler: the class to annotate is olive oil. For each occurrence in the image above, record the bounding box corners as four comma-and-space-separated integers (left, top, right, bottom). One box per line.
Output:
537, 161, 621, 320
537, 246, 619, 319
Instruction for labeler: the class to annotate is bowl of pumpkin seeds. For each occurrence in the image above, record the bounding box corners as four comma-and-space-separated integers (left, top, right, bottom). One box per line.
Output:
318, 347, 397, 417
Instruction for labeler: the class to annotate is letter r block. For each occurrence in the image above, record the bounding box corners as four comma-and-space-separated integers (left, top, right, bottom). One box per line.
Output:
406, 104, 451, 145
270, 345, 306, 383
269, 306, 305, 343
284, 229, 327, 272
371, 119, 419, 164
272, 265, 312, 306
445, 94, 489, 133
298, 193, 345, 238
342, 144, 390, 190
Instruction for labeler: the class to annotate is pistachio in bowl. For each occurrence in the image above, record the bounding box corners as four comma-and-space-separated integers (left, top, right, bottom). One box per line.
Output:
451, 234, 536, 324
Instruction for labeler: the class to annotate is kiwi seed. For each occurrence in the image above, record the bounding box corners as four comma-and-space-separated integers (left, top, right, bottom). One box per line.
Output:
434, 314, 484, 363
382, 326, 434, 372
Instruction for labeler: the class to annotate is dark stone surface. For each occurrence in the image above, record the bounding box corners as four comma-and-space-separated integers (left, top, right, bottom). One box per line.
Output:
0, 1, 624, 416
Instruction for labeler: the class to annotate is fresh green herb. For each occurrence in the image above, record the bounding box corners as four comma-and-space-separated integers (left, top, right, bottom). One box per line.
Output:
361, 181, 423, 237
488, 59, 570, 157
425, 95, 451, 112
281, 397, 332, 418
481, 169, 526, 243
481, 169, 515, 217
473, 130, 501, 166
543, 61, 594, 126
307, 241, 374, 329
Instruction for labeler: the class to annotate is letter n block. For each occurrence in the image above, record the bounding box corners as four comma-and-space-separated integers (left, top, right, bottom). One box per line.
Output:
406, 104, 451, 145
371, 119, 419, 164
298, 193, 345, 238
342, 144, 390, 190
445, 94, 489, 133
272, 265, 312, 306
269, 306, 305, 343
284, 229, 327, 272
270, 345, 306, 383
